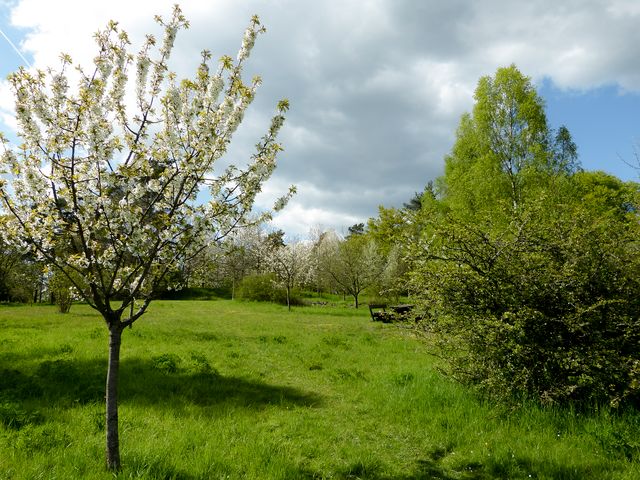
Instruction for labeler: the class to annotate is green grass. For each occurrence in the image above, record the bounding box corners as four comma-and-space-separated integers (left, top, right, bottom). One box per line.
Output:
0, 300, 639, 479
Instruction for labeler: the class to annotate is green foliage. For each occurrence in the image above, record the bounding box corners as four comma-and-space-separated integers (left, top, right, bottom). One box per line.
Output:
440, 65, 562, 214
414, 190, 640, 406
152, 353, 181, 374
236, 273, 278, 302
0, 228, 43, 303
236, 273, 302, 306
366, 206, 406, 257
410, 65, 640, 408
49, 270, 74, 313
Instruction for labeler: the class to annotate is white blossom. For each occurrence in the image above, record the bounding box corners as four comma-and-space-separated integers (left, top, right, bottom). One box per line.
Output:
0, 6, 291, 330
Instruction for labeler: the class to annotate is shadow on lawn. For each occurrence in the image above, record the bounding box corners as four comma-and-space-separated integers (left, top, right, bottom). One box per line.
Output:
0, 356, 322, 425
295, 455, 616, 480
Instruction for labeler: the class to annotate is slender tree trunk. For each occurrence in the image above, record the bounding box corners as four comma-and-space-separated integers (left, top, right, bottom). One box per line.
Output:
106, 325, 123, 470
286, 284, 291, 311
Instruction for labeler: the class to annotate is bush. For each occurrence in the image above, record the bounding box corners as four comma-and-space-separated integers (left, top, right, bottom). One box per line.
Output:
236, 274, 303, 306
152, 353, 181, 374
412, 193, 640, 408
49, 270, 76, 313
236, 274, 277, 302
54, 289, 72, 313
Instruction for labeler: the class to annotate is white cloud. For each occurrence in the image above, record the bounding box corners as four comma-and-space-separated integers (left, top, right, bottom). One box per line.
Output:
606, 0, 640, 17
1, 0, 639, 238
270, 201, 361, 238
12, 0, 167, 67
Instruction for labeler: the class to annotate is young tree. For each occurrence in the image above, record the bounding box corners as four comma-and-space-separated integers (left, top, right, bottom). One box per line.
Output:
366, 207, 412, 301
378, 243, 408, 302
322, 234, 383, 308
309, 227, 341, 295
223, 224, 264, 297
262, 239, 311, 310
0, 6, 292, 470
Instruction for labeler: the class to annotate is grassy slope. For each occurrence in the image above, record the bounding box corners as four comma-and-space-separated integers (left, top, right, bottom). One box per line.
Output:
0, 300, 638, 479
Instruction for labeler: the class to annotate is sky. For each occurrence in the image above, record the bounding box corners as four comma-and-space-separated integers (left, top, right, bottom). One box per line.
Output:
0, 0, 638, 238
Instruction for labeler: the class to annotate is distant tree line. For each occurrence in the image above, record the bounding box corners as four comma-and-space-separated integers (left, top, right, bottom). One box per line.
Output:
0, 212, 404, 311
168, 219, 402, 310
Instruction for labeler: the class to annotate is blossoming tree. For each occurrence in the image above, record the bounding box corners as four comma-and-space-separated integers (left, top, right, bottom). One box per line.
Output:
0, 6, 292, 470
263, 238, 313, 310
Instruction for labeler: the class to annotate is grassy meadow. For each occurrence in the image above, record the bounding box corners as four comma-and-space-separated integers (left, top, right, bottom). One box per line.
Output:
0, 299, 639, 479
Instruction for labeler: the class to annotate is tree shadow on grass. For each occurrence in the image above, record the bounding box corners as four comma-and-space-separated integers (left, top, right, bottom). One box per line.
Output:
417, 451, 618, 480
116, 456, 211, 480
295, 445, 622, 480
0, 356, 323, 428
121, 357, 324, 409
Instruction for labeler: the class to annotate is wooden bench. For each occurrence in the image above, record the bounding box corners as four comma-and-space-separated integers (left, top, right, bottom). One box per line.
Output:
369, 303, 391, 323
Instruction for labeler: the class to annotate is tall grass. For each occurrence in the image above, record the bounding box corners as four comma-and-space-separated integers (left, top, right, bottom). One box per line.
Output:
0, 300, 638, 479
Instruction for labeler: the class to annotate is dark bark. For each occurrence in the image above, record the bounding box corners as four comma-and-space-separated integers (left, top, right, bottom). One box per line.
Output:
286, 284, 291, 311
106, 325, 123, 470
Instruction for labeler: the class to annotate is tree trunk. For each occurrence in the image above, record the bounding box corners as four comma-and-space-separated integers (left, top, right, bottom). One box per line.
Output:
286, 285, 291, 311
106, 325, 123, 470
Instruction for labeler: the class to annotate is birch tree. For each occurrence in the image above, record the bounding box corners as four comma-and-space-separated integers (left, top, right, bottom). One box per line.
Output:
442, 65, 551, 213
0, 6, 292, 470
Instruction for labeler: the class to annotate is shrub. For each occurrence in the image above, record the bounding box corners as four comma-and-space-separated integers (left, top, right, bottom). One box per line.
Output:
411, 194, 640, 407
55, 289, 72, 313
236, 274, 277, 302
236, 274, 303, 306
49, 270, 77, 313
152, 354, 181, 374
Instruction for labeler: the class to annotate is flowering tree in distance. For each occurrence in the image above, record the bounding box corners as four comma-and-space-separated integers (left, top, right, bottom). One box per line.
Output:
0, 6, 292, 470
264, 239, 312, 310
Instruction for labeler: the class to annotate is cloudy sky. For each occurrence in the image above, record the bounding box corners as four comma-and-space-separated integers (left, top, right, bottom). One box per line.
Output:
0, 0, 639, 238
